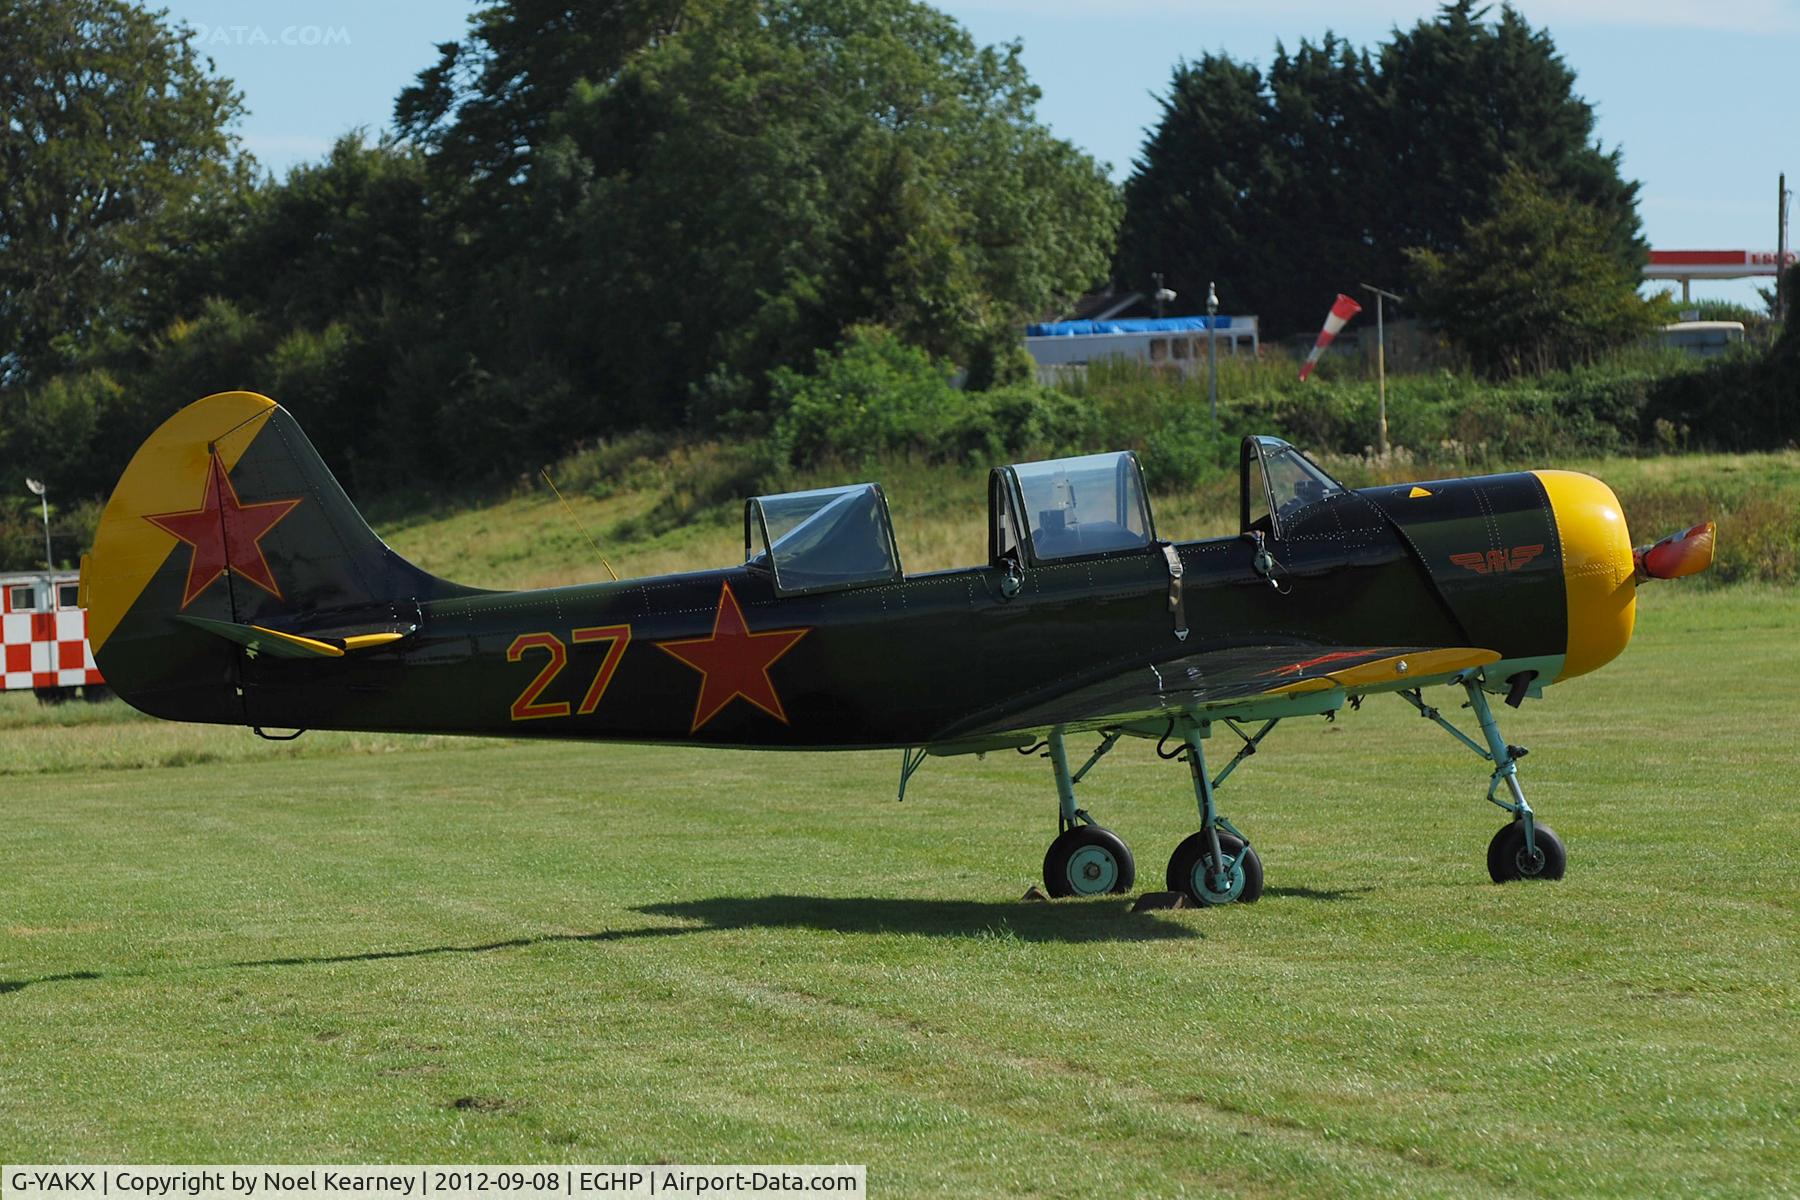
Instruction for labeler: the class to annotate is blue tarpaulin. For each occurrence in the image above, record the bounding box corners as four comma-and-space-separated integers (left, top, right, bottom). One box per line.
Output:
1026, 316, 1234, 337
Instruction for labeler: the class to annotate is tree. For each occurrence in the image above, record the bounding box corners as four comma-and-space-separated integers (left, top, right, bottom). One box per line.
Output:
1376, 1, 1640, 265
1115, 2, 1644, 340
1115, 53, 1279, 327
1407, 167, 1662, 375
396, 0, 687, 199
0, 0, 249, 385
4, 0, 1122, 501
393, 0, 1119, 433
3, 136, 435, 496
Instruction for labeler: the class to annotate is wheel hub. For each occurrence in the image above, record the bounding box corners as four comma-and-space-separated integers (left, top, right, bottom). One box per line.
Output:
1193, 854, 1244, 904
1066, 846, 1118, 895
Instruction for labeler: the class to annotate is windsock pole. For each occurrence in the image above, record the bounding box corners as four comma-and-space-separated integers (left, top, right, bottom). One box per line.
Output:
1298, 293, 1363, 382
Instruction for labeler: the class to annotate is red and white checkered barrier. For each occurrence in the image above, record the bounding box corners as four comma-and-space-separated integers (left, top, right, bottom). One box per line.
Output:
2, 572, 103, 693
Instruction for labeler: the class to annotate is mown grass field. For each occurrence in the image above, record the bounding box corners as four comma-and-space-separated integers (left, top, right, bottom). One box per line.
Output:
3, 583, 1796, 1195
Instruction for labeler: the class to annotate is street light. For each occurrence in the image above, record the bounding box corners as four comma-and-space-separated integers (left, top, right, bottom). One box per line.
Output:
1152, 272, 1176, 316
1206, 281, 1220, 424
1779, 173, 1791, 326
1359, 283, 1402, 456
25, 477, 51, 570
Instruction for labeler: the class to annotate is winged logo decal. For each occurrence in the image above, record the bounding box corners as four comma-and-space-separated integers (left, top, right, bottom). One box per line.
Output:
1450, 545, 1545, 575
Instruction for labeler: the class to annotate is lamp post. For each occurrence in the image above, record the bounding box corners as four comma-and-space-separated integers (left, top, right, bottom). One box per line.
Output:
1152, 272, 1177, 317
1206, 281, 1219, 424
1359, 283, 1402, 456
25, 478, 51, 569
1779, 173, 1790, 326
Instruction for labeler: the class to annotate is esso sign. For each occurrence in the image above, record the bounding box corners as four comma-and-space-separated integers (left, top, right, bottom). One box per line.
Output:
1645, 249, 1797, 279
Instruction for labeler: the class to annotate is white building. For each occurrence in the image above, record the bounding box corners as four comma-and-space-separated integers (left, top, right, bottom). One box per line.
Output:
1025, 316, 1260, 382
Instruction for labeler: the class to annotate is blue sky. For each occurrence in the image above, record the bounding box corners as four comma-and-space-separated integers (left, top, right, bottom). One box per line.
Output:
164, 0, 1796, 309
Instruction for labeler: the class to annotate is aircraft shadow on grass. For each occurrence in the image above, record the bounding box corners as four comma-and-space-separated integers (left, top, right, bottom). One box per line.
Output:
631, 894, 1202, 942
1262, 885, 1369, 902
0, 971, 102, 994
0, 885, 1381, 993
0, 892, 1245, 994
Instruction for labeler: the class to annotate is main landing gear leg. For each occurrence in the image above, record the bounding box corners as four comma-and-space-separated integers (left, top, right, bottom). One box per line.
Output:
1040, 728, 1136, 898
1403, 678, 1566, 883
1165, 719, 1264, 906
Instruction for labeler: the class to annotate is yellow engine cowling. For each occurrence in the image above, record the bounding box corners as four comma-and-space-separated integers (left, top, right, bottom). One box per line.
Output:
1533, 470, 1637, 682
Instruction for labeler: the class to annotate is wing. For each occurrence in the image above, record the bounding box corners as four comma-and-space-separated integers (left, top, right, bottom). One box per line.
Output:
937, 643, 1500, 744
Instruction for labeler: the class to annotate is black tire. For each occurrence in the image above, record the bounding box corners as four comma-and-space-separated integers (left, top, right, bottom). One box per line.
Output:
1486, 820, 1566, 883
1166, 829, 1264, 906
1042, 825, 1136, 898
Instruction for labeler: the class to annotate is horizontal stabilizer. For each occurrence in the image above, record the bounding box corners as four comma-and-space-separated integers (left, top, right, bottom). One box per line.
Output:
1634, 521, 1716, 581
172, 614, 413, 660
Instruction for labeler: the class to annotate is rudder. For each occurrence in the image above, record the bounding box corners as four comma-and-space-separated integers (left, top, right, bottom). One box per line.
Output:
83, 391, 468, 723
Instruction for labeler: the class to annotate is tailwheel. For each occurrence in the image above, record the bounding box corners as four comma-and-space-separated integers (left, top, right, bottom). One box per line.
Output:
1042, 825, 1136, 898
1486, 820, 1566, 883
1167, 830, 1264, 906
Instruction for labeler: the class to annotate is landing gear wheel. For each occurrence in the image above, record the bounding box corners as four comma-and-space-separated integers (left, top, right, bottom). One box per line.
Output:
1486, 820, 1566, 883
1166, 830, 1264, 906
1042, 825, 1136, 898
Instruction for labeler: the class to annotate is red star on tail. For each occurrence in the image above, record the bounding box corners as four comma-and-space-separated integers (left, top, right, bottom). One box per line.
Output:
657, 582, 809, 733
144, 454, 302, 607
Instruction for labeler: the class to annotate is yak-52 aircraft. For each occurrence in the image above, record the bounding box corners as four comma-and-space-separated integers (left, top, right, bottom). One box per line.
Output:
83, 391, 1715, 906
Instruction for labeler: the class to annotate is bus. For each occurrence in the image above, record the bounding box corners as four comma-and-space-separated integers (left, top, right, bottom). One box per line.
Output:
1658, 320, 1745, 357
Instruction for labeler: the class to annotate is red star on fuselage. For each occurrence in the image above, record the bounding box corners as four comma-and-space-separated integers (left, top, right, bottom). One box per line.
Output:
657, 582, 809, 733
144, 453, 302, 607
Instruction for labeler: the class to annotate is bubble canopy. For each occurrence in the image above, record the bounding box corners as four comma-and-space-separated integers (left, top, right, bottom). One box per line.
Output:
745, 483, 903, 596
743, 453, 1161, 593
995, 451, 1157, 564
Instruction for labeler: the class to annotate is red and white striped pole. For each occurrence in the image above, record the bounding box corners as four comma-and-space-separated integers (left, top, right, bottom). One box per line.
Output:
1298, 293, 1363, 381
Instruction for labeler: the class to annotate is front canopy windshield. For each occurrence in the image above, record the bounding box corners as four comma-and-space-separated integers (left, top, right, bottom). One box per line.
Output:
1011, 452, 1154, 561
1261, 441, 1346, 524
746, 483, 902, 595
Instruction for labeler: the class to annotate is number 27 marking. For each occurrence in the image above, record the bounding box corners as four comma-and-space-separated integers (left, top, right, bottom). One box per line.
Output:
506, 624, 633, 721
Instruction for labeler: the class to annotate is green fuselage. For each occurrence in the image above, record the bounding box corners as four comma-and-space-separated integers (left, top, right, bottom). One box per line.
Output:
106, 472, 1565, 749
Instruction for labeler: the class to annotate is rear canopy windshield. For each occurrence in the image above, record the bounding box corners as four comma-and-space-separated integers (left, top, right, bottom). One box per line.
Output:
746, 484, 902, 595
1008, 452, 1154, 562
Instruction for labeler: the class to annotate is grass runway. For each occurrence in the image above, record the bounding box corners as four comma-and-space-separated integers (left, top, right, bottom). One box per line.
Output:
2, 586, 1796, 1195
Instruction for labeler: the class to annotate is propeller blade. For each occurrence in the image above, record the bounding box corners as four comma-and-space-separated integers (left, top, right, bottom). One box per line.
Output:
1634, 521, 1715, 581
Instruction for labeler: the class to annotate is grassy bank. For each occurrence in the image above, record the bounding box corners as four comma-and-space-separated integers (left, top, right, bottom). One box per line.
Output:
376, 444, 1800, 592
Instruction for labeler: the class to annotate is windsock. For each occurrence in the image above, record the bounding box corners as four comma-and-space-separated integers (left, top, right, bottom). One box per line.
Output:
1298, 293, 1363, 381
